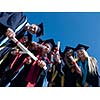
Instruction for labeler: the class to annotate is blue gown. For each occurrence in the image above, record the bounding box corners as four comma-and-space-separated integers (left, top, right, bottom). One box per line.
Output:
0, 12, 27, 60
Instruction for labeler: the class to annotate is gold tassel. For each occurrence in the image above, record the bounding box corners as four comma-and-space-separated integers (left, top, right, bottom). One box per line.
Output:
48, 71, 58, 87
61, 75, 64, 87
0, 52, 9, 65
51, 71, 58, 82
76, 80, 81, 87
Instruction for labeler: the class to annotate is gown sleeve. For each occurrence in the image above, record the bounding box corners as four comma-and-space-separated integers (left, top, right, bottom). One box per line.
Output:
0, 12, 26, 34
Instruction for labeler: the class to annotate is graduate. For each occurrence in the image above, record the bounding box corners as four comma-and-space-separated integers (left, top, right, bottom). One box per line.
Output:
0, 36, 49, 87
0, 34, 33, 86
48, 45, 64, 87
26, 38, 56, 87
0, 33, 32, 73
0, 12, 44, 61
1, 38, 55, 87
0, 12, 44, 41
61, 46, 79, 87
75, 44, 99, 87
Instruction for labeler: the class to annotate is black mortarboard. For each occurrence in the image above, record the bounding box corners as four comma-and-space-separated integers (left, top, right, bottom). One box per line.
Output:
36, 22, 44, 37
37, 38, 56, 50
75, 44, 89, 51
63, 46, 75, 54
44, 39, 56, 50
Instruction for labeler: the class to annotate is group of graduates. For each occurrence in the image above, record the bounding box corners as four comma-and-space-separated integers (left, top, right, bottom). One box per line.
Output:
0, 12, 99, 87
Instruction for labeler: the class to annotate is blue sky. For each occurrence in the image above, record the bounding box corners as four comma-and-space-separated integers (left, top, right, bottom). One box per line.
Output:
24, 12, 100, 74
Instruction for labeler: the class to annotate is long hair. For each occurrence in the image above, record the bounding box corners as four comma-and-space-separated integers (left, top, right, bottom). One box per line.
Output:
78, 49, 98, 75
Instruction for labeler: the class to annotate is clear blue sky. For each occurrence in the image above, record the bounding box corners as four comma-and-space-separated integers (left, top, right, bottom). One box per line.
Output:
24, 12, 100, 74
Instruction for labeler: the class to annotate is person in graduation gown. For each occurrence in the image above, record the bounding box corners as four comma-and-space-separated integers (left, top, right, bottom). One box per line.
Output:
2, 38, 54, 87
0, 33, 32, 75
0, 36, 48, 87
0, 21, 43, 73
8, 43, 46, 87
0, 33, 33, 86
26, 38, 56, 87
60, 46, 79, 87
47, 46, 65, 87
0, 12, 44, 60
75, 44, 99, 87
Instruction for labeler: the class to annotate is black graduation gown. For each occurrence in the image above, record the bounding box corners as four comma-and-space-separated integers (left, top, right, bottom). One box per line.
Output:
63, 65, 77, 87
25, 53, 50, 87
0, 51, 16, 75
86, 70, 99, 87
0, 53, 32, 87
47, 61, 64, 87
35, 57, 50, 87
0, 34, 32, 87
63, 59, 77, 87
76, 58, 99, 87
9, 63, 32, 87
0, 32, 32, 72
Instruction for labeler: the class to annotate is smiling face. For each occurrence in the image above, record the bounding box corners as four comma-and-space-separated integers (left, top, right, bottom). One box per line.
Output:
65, 49, 73, 58
76, 49, 86, 61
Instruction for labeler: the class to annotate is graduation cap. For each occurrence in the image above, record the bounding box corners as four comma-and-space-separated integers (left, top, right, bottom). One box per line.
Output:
63, 46, 75, 54
61, 46, 75, 58
44, 39, 56, 50
36, 22, 44, 37
37, 38, 56, 50
75, 44, 89, 51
